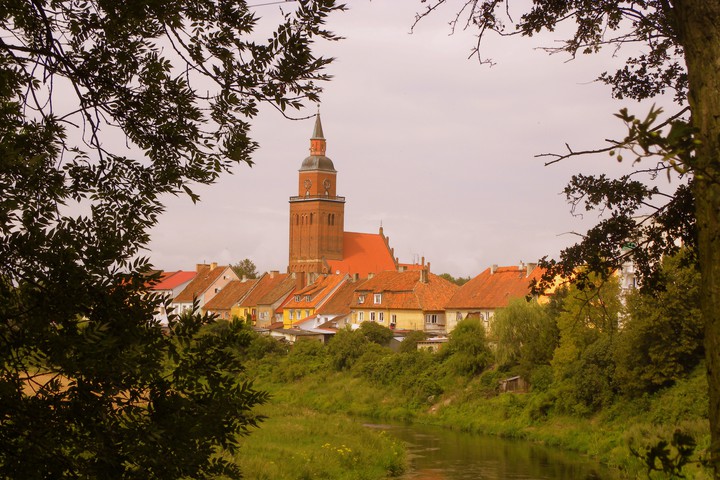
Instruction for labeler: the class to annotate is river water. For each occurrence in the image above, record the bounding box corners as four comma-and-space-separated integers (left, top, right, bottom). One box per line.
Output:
370, 423, 622, 480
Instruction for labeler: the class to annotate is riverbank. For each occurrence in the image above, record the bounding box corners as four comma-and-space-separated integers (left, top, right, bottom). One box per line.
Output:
249, 359, 711, 479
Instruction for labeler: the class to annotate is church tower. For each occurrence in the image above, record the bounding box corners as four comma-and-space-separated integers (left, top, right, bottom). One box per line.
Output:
288, 113, 345, 277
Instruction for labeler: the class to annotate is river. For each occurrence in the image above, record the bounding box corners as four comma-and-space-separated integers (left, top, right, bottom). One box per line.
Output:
369, 423, 622, 480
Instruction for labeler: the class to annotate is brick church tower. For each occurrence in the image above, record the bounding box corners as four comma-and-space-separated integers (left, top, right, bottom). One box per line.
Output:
288, 113, 345, 278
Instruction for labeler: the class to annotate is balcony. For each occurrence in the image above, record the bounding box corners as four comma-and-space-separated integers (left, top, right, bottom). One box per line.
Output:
289, 194, 346, 203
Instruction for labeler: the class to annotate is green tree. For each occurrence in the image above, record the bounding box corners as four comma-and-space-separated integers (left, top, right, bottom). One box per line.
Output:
440, 272, 471, 286
491, 298, 558, 378
399, 330, 428, 353
232, 258, 259, 279
551, 277, 623, 414
615, 250, 704, 395
443, 317, 493, 376
358, 320, 394, 346
415, 1, 720, 469
327, 328, 369, 371
0, 0, 344, 477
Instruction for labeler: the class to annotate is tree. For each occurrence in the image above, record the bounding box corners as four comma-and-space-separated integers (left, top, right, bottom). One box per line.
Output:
358, 320, 394, 346
615, 249, 704, 395
414, 1, 720, 471
232, 258, 259, 279
443, 317, 493, 376
439, 272, 471, 286
491, 298, 558, 377
327, 328, 369, 371
0, 0, 344, 477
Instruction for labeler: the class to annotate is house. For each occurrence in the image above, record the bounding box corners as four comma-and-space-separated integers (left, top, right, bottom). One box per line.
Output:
172, 263, 238, 314
231, 271, 295, 327
148, 270, 196, 325
203, 277, 258, 320
350, 266, 458, 334
444, 262, 546, 333
282, 273, 348, 328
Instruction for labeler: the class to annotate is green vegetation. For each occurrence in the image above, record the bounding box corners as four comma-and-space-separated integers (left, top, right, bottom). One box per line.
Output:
235, 250, 710, 478
0, 1, 344, 476
236, 404, 406, 480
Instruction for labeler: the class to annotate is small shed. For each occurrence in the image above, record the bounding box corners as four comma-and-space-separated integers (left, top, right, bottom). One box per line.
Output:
499, 376, 529, 393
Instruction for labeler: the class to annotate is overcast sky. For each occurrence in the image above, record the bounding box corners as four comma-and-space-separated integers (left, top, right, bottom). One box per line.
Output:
147, 1, 677, 278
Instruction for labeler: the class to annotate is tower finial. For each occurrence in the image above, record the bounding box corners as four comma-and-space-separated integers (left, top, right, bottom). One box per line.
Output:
310, 111, 326, 155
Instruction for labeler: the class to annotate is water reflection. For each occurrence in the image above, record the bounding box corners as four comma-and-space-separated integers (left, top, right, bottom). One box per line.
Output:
369, 423, 620, 480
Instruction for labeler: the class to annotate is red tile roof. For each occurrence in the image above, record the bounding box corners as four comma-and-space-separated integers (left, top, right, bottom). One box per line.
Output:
238, 272, 294, 308
174, 265, 232, 303
283, 274, 347, 309
446, 265, 546, 309
326, 232, 396, 277
151, 271, 196, 291
316, 280, 364, 315
353, 270, 458, 311
204, 279, 258, 311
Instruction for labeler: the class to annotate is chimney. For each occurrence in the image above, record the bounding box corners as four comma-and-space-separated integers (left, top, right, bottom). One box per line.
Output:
398, 265, 406, 272
420, 268, 428, 284
210, 262, 217, 271
426, 262, 431, 273
491, 264, 498, 274
242, 275, 247, 282
526, 263, 537, 277
270, 270, 279, 278
368, 272, 375, 279
421, 256, 425, 266
519, 260, 525, 271
353, 273, 359, 282
196, 263, 209, 272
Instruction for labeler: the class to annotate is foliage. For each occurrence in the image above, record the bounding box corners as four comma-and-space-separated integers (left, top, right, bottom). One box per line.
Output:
630, 430, 698, 479
0, 0, 344, 476
615, 250, 704, 395
231, 258, 258, 279
398, 330, 428, 353
442, 318, 492, 376
327, 328, 369, 371
491, 298, 558, 377
439, 272, 471, 286
358, 321, 394, 346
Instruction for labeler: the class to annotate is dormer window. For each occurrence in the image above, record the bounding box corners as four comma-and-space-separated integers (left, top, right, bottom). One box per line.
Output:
305, 295, 311, 302
294, 295, 300, 302
373, 293, 382, 304
358, 294, 365, 304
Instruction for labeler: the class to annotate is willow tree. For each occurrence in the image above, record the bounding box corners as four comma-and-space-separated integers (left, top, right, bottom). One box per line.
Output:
0, 0, 344, 477
415, 0, 720, 472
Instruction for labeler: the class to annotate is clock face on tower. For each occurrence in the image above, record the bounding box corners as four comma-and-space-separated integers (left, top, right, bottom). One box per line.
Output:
304, 178, 312, 193
323, 178, 331, 192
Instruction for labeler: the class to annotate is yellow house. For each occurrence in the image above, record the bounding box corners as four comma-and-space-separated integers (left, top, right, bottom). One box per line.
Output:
282, 274, 348, 328
350, 268, 458, 334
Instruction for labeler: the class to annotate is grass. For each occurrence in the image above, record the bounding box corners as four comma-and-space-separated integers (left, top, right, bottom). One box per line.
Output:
236, 403, 406, 480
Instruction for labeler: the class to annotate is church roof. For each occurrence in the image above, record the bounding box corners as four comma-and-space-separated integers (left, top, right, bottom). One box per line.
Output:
326, 232, 397, 277
300, 155, 336, 172
300, 112, 335, 171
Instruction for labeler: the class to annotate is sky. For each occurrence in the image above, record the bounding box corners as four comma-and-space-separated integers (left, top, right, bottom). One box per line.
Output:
147, 1, 677, 279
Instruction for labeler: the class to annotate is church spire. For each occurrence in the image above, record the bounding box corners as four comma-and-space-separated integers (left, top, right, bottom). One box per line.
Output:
310, 112, 326, 156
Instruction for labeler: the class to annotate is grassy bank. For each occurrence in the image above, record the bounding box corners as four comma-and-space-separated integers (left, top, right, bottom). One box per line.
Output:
248, 357, 711, 479
235, 402, 406, 480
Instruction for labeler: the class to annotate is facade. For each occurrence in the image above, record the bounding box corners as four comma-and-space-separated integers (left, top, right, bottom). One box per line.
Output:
172, 263, 238, 314
231, 271, 295, 327
282, 273, 348, 328
203, 278, 258, 320
350, 267, 458, 333
149, 270, 196, 325
444, 262, 546, 333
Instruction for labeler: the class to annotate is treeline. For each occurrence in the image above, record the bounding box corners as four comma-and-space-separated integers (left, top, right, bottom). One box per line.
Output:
219, 249, 708, 477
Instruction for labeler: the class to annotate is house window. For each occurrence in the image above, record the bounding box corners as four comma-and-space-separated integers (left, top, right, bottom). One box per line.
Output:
374, 293, 382, 304
305, 310, 310, 318
390, 314, 397, 325
425, 314, 438, 324
358, 311, 364, 322
295, 295, 300, 302
378, 312, 385, 323
289, 310, 294, 320
456, 312, 462, 321
214, 288, 220, 293
358, 295, 365, 304
370, 312, 376, 321
305, 295, 311, 302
